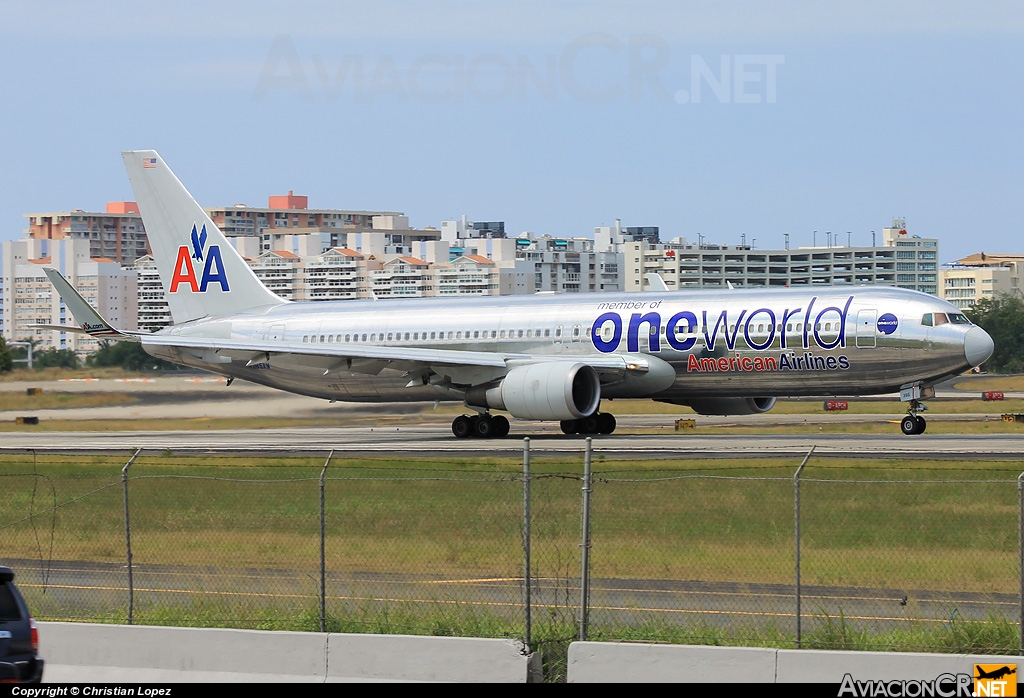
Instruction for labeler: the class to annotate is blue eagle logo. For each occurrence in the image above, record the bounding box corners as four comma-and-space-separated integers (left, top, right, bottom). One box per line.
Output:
190, 224, 208, 262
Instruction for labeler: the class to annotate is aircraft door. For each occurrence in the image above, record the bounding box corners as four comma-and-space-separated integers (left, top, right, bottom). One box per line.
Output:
261, 323, 286, 342
856, 310, 876, 348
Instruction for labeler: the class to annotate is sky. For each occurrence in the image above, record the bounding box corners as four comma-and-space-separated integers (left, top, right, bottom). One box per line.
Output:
1, 1, 1022, 262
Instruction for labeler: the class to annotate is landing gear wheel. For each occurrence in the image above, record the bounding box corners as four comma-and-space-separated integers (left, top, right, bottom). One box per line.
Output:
901, 415, 925, 431
491, 415, 510, 438
597, 412, 617, 435
475, 415, 494, 438
452, 415, 473, 439
560, 419, 579, 435
582, 415, 601, 434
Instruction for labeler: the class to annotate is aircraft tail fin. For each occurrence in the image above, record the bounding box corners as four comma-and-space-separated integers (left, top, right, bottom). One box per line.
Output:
122, 150, 284, 324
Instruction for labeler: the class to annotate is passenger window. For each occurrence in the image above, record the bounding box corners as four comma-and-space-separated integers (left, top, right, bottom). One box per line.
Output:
303, 336, 308, 343
500, 330, 506, 338
491, 330, 497, 338
519, 330, 524, 338
387, 333, 393, 341
457, 331, 462, 339
448, 331, 453, 339
430, 332, 436, 339
545, 329, 550, 337
405, 332, 411, 340
921, 314, 933, 326
474, 331, 480, 339
345, 334, 350, 342
527, 330, 532, 338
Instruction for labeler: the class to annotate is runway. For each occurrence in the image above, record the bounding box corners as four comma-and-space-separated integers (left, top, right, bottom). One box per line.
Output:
2, 423, 1023, 458
11, 558, 1011, 634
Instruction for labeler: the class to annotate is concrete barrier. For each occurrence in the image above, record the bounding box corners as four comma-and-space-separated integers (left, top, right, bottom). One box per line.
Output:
39, 623, 539, 683
775, 648, 1024, 683
567, 642, 778, 683
568, 641, 1024, 684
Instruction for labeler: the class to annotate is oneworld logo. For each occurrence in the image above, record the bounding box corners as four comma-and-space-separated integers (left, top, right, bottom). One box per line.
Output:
170, 224, 230, 293
877, 313, 899, 335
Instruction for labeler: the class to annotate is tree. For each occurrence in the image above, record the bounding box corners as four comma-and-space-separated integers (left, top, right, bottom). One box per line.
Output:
0, 336, 11, 372
33, 348, 80, 370
966, 293, 1024, 373
86, 340, 178, 371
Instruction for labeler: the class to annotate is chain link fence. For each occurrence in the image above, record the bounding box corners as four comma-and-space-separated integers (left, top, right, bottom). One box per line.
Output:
2, 444, 1023, 680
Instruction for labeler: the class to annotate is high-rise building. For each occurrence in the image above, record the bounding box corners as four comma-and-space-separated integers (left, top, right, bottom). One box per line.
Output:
24, 202, 150, 265
2, 238, 137, 353
599, 218, 937, 295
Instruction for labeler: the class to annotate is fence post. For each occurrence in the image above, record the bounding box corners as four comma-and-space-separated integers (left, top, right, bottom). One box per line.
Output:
320, 449, 334, 634
794, 446, 815, 649
1018, 471, 1024, 653
121, 448, 141, 625
579, 437, 593, 642
523, 438, 531, 652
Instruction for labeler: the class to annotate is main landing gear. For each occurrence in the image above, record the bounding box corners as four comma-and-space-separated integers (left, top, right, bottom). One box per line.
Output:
560, 412, 617, 435
452, 413, 510, 439
900, 400, 927, 436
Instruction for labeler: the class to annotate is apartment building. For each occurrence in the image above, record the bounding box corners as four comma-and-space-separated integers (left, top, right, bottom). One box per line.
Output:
2, 238, 137, 353
24, 202, 150, 265
940, 253, 1024, 309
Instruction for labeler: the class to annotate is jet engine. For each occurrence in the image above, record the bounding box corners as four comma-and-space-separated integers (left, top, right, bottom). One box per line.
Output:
663, 397, 777, 416
466, 362, 601, 420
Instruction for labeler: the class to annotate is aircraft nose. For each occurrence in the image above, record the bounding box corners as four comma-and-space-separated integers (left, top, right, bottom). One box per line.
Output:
964, 326, 994, 367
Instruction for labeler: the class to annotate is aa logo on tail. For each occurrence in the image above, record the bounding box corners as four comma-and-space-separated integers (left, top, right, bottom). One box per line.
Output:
170, 224, 230, 293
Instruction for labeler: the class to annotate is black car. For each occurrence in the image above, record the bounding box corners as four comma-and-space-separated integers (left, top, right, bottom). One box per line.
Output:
0, 566, 43, 683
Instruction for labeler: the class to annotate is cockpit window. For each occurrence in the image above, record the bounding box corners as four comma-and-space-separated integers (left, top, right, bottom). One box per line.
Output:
933, 313, 949, 326
921, 313, 933, 327
948, 313, 971, 325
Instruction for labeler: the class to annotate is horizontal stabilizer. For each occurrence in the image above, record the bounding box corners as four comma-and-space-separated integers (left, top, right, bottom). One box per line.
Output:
41, 268, 135, 341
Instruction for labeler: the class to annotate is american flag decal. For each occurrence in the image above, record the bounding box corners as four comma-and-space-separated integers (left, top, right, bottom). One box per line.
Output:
143, 157, 157, 169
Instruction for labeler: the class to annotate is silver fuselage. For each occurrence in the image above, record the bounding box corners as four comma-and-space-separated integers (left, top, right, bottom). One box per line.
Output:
144, 286, 985, 404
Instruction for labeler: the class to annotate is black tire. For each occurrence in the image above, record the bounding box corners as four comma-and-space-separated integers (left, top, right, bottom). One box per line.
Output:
491, 415, 510, 438
475, 415, 494, 438
582, 415, 600, 434
915, 416, 927, 435
452, 415, 473, 438
560, 419, 578, 435
900, 416, 918, 436
598, 412, 617, 434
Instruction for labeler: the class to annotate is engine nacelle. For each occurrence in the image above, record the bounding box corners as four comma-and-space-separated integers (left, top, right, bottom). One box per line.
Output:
466, 362, 601, 420
663, 397, 777, 416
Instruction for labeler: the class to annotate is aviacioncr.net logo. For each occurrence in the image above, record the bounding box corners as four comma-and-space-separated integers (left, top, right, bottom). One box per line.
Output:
170, 224, 230, 293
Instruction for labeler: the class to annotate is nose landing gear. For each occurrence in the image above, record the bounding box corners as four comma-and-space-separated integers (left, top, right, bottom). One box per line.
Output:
901, 400, 927, 435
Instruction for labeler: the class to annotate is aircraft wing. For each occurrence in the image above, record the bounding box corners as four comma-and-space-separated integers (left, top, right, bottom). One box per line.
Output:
140, 333, 651, 374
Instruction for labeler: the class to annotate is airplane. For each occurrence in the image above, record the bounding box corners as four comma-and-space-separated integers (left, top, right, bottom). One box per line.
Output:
38, 150, 994, 438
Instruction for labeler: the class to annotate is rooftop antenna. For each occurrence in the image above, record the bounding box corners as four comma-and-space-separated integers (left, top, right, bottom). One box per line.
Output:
784, 233, 789, 250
